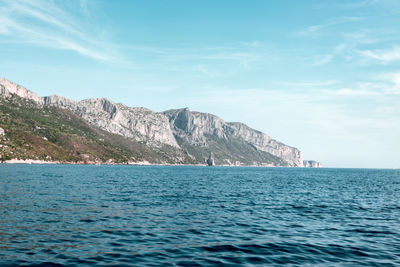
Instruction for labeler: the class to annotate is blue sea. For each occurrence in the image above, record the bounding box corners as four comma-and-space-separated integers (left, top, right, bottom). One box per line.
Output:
0, 165, 399, 266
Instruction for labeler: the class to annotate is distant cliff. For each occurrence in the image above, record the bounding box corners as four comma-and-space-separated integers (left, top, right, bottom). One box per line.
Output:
164, 108, 302, 166
0, 78, 321, 166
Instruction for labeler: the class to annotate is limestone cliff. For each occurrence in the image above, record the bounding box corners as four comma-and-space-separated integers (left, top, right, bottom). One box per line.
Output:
164, 108, 303, 166
0, 78, 43, 104
0, 78, 318, 166
43, 95, 179, 148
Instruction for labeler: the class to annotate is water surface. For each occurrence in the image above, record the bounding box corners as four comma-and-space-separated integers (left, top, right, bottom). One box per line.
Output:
0, 165, 399, 266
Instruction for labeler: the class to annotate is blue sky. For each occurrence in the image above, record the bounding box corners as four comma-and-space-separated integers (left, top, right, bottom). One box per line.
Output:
1, 0, 400, 168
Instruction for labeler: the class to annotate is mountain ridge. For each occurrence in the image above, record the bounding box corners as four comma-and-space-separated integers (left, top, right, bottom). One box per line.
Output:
0, 78, 321, 167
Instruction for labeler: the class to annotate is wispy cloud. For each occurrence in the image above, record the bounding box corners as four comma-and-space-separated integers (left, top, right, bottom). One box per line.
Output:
312, 54, 334, 66
358, 46, 400, 63
277, 80, 338, 88
307, 43, 348, 66
193, 64, 227, 78
323, 0, 379, 9
314, 0, 400, 11
0, 0, 119, 62
295, 17, 364, 36
327, 88, 380, 96
378, 71, 400, 94
327, 72, 400, 97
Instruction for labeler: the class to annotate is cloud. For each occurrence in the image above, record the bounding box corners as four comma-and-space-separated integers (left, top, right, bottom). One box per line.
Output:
316, 0, 400, 11
327, 72, 400, 97
312, 54, 334, 65
241, 41, 262, 48
329, 88, 379, 96
377, 72, 400, 94
277, 80, 338, 88
306, 39, 356, 66
0, 0, 119, 62
358, 46, 400, 63
193, 64, 227, 78
295, 17, 364, 36
328, 0, 379, 9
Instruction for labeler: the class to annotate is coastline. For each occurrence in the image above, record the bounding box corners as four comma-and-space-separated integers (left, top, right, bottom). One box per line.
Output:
0, 158, 206, 166
0, 158, 282, 167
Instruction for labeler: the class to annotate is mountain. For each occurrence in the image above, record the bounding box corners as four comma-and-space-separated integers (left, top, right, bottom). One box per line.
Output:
164, 108, 302, 166
0, 78, 320, 166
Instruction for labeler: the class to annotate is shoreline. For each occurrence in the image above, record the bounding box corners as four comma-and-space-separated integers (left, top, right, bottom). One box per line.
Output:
0, 158, 204, 166
0, 158, 287, 167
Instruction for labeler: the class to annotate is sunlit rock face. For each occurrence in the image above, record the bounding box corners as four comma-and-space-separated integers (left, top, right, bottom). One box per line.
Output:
44, 96, 179, 148
0, 78, 43, 104
164, 108, 304, 167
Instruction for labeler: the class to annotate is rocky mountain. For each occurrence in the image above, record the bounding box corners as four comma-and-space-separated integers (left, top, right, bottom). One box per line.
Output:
0, 78, 43, 103
43, 95, 178, 148
0, 94, 193, 164
0, 78, 321, 166
164, 108, 303, 166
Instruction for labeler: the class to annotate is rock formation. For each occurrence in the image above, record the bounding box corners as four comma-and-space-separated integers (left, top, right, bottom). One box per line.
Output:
206, 152, 215, 166
0, 78, 43, 104
303, 160, 322, 168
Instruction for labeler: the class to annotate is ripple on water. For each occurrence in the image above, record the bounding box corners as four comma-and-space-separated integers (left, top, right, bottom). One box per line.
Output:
0, 165, 399, 266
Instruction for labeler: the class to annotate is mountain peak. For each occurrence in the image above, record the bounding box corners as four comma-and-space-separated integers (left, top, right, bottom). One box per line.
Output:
0, 78, 43, 104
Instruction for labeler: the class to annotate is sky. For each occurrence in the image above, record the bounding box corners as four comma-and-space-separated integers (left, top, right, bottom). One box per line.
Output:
0, 0, 399, 168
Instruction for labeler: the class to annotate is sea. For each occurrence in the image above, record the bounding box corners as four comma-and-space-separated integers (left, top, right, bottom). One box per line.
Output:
0, 165, 399, 266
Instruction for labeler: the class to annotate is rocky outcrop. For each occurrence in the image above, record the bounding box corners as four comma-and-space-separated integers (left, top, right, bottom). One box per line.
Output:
303, 160, 322, 168
207, 152, 215, 166
0, 127, 4, 136
0, 78, 43, 104
43, 96, 179, 148
43, 94, 77, 108
164, 108, 225, 144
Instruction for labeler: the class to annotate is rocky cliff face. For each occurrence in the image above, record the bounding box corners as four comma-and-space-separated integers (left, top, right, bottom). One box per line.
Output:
164, 108, 303, 166
227, 122, 303, 167
0, 78, 43, 104
0, 78, 317, 166
43, 95, 179, 148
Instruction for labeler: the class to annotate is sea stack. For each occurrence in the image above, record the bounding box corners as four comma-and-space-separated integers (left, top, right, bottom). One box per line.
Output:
207, 152, 215, 166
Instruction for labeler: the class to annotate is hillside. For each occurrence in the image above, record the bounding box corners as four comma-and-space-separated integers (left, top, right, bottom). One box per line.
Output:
0, 95, 194, 164
0, 78, 320, 166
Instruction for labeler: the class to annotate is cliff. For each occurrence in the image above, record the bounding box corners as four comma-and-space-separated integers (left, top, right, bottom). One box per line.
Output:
0, 78, 43, 104
164, 108, 303, 166
0, 78, 319, 166
43, 95, 179, 148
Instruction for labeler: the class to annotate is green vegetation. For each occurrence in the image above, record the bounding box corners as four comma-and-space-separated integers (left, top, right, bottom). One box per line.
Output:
0, 94, 290, 166
0, 95, 195, 164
